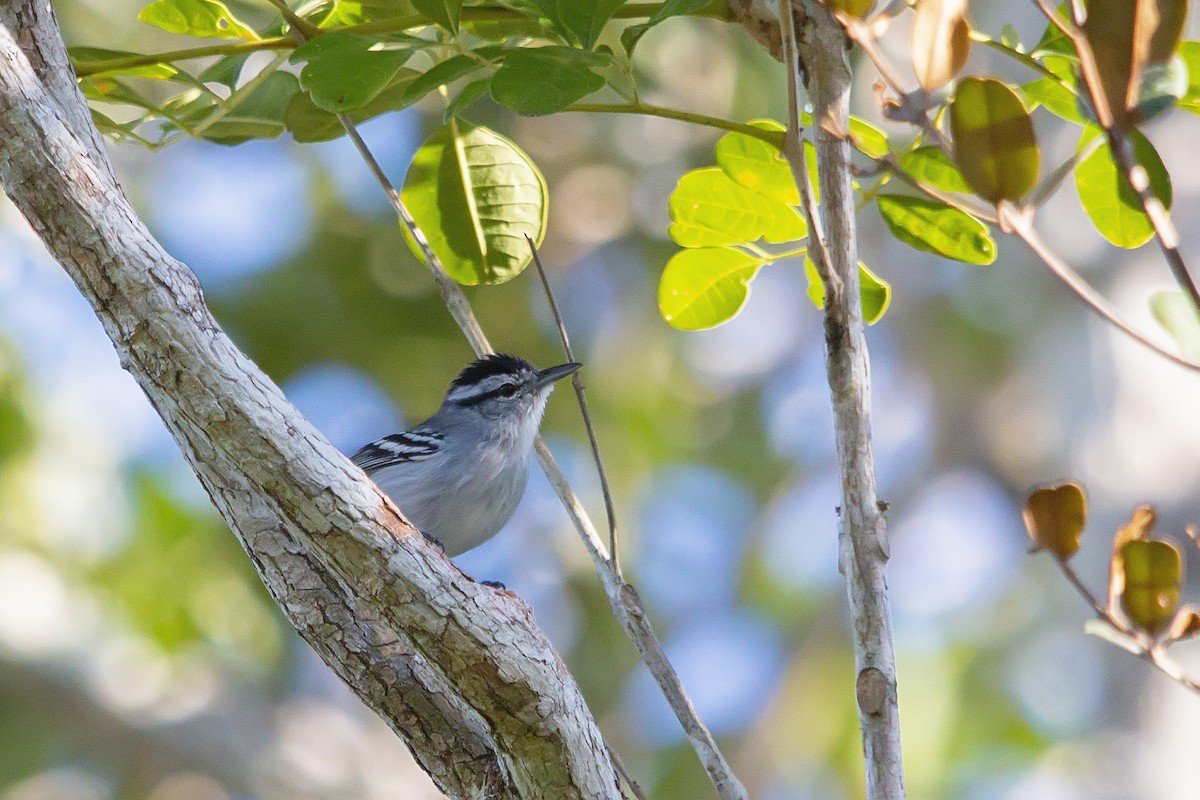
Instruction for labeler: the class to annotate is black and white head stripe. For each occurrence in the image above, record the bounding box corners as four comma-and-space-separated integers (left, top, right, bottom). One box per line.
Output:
351, 430, 444, 471
445, 353, 538, 406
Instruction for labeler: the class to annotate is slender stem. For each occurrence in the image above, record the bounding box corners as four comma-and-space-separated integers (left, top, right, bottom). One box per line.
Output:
526, 236, 623, 580
844, 18, 950, 152
1002, 205, 1200, 372
261, 0, 321, 39
1106, 132, 1200, 315
565, 102, 785, 146
785, 2, 905, 798
1056, 558, 1108, 619
333, 79, 748, 800
74, 38, 294, 76
970, 31, 1062, 83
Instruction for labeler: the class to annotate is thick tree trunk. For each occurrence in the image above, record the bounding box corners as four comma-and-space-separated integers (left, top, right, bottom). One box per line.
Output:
0, 4, 618, 799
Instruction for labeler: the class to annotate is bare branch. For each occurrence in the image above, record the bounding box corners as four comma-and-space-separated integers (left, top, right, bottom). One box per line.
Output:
1001, 206, 1200, 372
526, 236, 623, 578
782, 2, 906, 797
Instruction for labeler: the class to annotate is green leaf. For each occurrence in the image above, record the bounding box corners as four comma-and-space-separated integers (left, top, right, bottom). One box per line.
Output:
401, 123, 548, 285
1150, 290, 1200, 360
849, 116, 889, 159
1119, 539, 1181, 636
668, 168, 807, 247
69, 47, 180, 79
137, 0, 260, 40
876, 195, 996, 264
621, 0, 712, 55
411, 0, 462, 32
1021, 75, 1085, 122
555, 0, 628, 49
950, 76, 1040, 204
658, 247, 766, 330
1075, 127, 1171, 248
714, 120, 798, 205
899, 146, 972, 193
804, 257, 892, 324
490, 46, 607, 115
401, 49, 502, 105
1176, 41, 1200, 113
444, 77, 493, 120
291, 32, 417, 112
197, 53, 250, 87
285, 69, 419, 142
197, 71, 299, 145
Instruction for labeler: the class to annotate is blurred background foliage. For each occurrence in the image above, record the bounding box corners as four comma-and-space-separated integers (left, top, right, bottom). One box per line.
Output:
3, 1, 1200, 799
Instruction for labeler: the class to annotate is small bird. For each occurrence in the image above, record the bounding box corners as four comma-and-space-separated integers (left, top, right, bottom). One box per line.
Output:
351, 353, 581, 556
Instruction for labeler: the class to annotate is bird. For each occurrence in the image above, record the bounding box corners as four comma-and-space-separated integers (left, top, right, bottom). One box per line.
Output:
351, 353, 581, 556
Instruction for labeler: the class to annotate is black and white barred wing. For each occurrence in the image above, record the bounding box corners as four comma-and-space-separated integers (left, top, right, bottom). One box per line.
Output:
351, 430, 445, 471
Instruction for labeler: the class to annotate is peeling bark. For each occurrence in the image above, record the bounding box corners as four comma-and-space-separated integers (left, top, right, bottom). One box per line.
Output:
0, 4, 618, 799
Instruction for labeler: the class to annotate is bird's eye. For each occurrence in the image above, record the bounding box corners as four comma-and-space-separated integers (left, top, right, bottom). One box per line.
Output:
497, 383, 518, 398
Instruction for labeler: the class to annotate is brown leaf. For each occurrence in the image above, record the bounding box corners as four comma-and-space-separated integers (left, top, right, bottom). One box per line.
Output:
1166, 605, 1200, 643
1023, 482, 1086, 560
1080, 0, 1188, 127
1108, 505, 1157, 614
911, 0, 971, 93
1117, 538, 1181, 637
824, 0, 875, 20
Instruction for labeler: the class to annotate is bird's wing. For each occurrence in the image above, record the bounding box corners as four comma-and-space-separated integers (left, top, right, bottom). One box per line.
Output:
350, 430, 445, 471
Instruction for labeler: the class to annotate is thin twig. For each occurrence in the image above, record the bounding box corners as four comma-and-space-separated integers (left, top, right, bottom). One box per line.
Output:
1001, 200, 1200, 373
332, 85, 747, 800
843, 18, 951, 152
261, 0, 321, 39
1055, 558, 1108, 619
779, 6, 833, 288
607, 745, 648, 800
1106, 133, 1200, 314
526, 236, 623, 578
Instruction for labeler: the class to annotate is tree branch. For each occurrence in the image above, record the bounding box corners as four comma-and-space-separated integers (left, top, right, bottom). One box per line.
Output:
782, 2, 906, 798
0, 5, 618, 799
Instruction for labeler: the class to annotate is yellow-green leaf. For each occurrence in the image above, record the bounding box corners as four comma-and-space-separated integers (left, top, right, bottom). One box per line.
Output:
669, 168, 807, 247
950, 77, 1040, 204
714, 120, 799, 205
899, 146, 972, 193
1075, 127, 1171, 248
1023, 482, 1086, 560
1150, 290, 1200, 360
137, 0, 259, 40
1118, 539, 1181, 636
804, 257, 892, 325
659, 247, 766, 330
401, 123, 547, 285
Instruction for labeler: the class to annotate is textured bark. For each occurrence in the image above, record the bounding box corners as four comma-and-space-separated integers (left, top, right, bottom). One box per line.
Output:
791, 4, 906, 798
0, 4, 618, 799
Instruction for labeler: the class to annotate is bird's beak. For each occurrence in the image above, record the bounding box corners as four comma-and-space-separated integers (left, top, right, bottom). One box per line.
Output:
535, 361, 582, 389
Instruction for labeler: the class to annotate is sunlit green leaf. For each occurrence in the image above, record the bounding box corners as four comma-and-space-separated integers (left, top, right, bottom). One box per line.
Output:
285, 69, 419, 142
899, 146, 972, 193
1150, 290, 1200, 360
849, 116, 889, 159
950, 77, 1039, 204
552, 0, 628, 49
291, 32, 418, 112
411, 0, 462, 32
1176, 41, 1200, 114
490, 46, 607, 115
714, 120, 800, 205
669, 168, 807, 247
137, 0, 260, 40
69, 47, 180, 79
804, 257, 892, 324
659, 247, 766, 330
401, 123, 547, 285
1021, 74, 1086, 122
1075, 127, 1171, 248
876, 194, 996, 264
